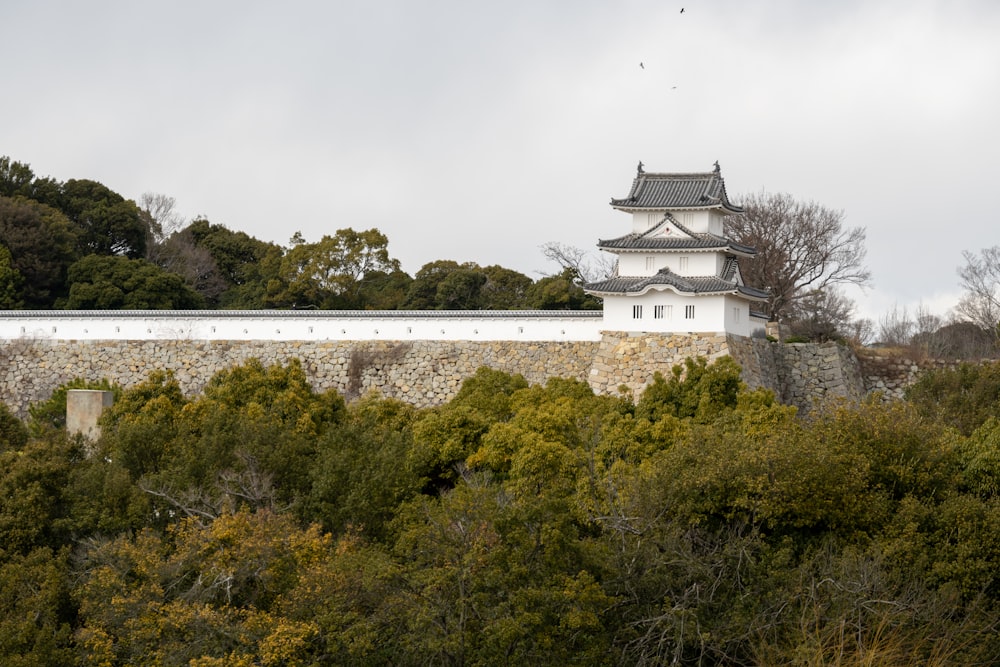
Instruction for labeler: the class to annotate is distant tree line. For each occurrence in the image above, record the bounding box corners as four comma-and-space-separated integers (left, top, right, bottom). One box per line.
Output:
0, 156, 598, 311
5, 154, 999, 352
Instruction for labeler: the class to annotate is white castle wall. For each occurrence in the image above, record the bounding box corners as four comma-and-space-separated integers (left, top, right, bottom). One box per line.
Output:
617, 252, 718, 277
0, 310, 902, 420
0, 310, 604, 342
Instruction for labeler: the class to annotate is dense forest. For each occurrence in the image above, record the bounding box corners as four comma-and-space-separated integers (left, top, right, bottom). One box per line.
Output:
2, 355, 1000, 665
0, 156, 598, 312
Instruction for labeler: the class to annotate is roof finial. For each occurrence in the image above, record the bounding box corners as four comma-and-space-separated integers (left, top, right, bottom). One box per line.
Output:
637, 161, 644, 174
713, 160, 720, 173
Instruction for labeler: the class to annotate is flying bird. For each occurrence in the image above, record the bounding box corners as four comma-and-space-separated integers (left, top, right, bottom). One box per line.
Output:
640, 62, 644, 69
680, 8, 685, 13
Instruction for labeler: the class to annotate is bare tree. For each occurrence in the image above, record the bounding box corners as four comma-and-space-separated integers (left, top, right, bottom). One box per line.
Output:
878, 303, 914, 347
785, 286, 856, 342
139, 192, 186, 246
913, 320, 999, 359
540, 241, 614, 283
155, 230, 228, 304
726, 192, 871, 321
956, 246, 1000, 337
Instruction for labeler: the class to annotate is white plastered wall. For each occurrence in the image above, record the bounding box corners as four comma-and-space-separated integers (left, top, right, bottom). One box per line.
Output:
601, 291, 729, 333
616, 251, 718, 277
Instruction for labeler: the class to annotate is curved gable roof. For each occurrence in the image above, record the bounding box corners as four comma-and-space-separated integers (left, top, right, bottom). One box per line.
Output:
596, 214, 756, 256
610, 163, 742, 213
585, 268, 768, 300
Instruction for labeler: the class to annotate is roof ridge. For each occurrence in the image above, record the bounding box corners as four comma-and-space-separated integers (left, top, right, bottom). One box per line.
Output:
637, 171, 717, 178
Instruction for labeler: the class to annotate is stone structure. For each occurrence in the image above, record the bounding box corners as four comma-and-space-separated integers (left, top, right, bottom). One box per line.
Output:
66, 389, 115, 440
0, 326, 926, 419
728, 338, 867, 409
853, 348, 962, 400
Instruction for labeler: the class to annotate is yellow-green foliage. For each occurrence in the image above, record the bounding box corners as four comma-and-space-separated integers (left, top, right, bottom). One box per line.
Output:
1, 356, 999, 664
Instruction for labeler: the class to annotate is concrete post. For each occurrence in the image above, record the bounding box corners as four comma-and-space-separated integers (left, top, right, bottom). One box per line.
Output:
66, 389, 114, 441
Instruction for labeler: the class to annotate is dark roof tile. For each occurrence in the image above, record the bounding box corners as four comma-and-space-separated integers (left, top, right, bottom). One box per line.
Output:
585, 269, 768, 300
597, 232, 756, 255
610, 166, 742, 213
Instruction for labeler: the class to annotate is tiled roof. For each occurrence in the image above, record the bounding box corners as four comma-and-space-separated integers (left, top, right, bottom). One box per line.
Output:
597, 214, 756, 255
585, 269, 768, 300
610, 164, 742, 213
597, 232, 756, 255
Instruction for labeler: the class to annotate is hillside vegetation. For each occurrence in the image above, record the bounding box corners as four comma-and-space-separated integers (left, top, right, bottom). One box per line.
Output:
0, 156, 598, 312
1, 356, 1000, 665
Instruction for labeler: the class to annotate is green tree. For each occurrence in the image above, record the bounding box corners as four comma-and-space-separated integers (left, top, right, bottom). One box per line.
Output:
63, 254, 204, 309
401, 260, 534, 310
410, 368, 529, 489
307, 395, 420, 541
954, 417, 1000, 501
636, 356, 745, 423
267, 229, 400, 309
436, 266, 487, 309
391, 473, 613, 665
0, 436, 80, 554
0, 245, 23, 308
356, 268, 412, 310
0, 157, 61, 205
184, 219, 285, 308
104, 360, 344, 523
403, 260, 469, 310
278, 529, 404, 662
59, 179, 147, 258
905, 361, 1000, 436
0, 547, 75, 666
480, 264, 532, 309
100, 370, 189, 481
0, 402, 28, 453
74, 508, 330, 666
0, 195, 79, 307
524, 267, 601, 310
0, 157, 35, 198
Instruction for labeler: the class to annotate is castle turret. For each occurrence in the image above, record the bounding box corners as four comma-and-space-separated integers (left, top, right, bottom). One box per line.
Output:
585, 163, 768, 336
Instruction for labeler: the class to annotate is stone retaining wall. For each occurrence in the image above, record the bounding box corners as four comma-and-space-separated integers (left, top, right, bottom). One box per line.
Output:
728, 337, 865, 411
588, 332, 732, 399
0, 338, 602, 416
0, 335, 967, 417
854, 348, 961, 400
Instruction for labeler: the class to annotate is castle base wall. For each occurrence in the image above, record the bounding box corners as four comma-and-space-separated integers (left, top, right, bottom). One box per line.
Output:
0, 334, 950, 418
587, 331, 733, 399
0, 338, 601, 416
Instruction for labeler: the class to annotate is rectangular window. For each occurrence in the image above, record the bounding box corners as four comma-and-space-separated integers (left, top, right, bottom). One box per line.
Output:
665, 305, 673, 320
654, 305, 664, 319
647, 213, 659, 229
645, 256, 656, 271
733, 307, 741, 323
679, 256, 689, 272
685, 305, 695, 319
633, 305, 643, 319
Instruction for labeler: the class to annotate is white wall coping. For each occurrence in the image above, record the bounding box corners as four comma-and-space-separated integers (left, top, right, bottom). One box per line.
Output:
0, 310, 606, 342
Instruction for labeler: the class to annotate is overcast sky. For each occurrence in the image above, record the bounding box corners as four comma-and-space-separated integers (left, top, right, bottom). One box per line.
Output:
3, 0, 999, 321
